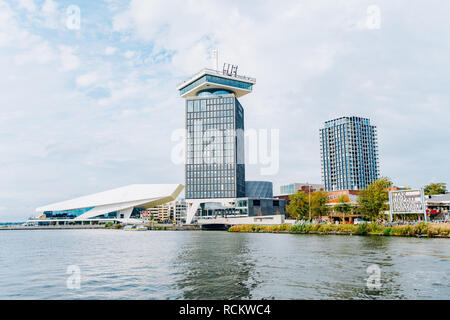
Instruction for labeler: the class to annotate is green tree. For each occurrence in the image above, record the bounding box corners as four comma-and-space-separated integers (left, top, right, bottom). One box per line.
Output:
357, 177, 392, 221
334, 195, 352, 215
286, 191, 309, 221
310, 190, 329, 218
424, 182, 447, 195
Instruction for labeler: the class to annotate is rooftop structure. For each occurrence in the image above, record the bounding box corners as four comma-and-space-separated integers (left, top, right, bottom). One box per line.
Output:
177, 68, 256, 98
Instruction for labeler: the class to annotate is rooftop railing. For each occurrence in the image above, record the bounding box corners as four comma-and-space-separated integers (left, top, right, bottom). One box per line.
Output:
177, 68, 256, 88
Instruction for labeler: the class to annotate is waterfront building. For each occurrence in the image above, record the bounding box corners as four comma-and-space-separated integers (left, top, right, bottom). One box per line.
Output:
327, 190, 360, 202
142, 205, 170, 222
274, 183, 324, 219
32, 184, 183, 226
179, 67, 251, 203
177, 66, 283, 226
325, 189, 361, 223
245, 181, 273, 198
425, 193, 450, 220
141, 199, 187, 224
279, 183, 324, 195
320, 116, 379, 191
172, 199, 187, 223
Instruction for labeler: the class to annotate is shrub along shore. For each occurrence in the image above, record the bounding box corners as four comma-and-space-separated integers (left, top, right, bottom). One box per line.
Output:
228, 222, 450, 238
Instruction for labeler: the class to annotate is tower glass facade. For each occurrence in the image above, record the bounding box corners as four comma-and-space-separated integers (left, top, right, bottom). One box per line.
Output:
320, 116, 379, 191
185, 93, 245, 199
178, 68, 258, 223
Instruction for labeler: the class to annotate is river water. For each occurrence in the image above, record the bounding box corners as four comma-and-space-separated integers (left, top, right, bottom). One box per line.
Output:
0, 230, 448, 299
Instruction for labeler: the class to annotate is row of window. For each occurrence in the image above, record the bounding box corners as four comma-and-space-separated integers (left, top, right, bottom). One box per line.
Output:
187, 163, 235, 170
186, 97, 233, 111
187, 109, 234, 119
187, 184, 235, 192
187, 116, 234, 125
187, 149, 234, 157
186, 157, 235, 165
187, 135, 236, 145
187, 172, 234, 181
324, 118, 372, 128
186, 191, 235, 199
188, 123, 235, 131
187, 171, 235, 179
187, 143, 235, 152
187, 181, 235, 191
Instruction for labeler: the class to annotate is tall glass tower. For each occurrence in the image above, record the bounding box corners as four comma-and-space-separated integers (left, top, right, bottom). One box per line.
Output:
177, 67, 256, 223
320, 116, 379, 191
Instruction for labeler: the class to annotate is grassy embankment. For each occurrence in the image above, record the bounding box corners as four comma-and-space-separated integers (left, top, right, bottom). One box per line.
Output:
228, 222, 450, 238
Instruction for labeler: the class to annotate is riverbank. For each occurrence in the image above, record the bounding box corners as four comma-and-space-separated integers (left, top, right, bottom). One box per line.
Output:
0, 225, 106, 231
112, 224, 201, 231
0, 224, 201, 231
228, 222, 450, 238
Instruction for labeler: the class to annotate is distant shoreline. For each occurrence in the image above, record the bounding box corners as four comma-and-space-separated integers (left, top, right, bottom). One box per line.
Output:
0, 224, 200, 231
0, 225, 106, 231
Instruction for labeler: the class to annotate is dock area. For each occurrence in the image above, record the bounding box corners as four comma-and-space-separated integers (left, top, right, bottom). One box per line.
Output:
0, 225, 107, 231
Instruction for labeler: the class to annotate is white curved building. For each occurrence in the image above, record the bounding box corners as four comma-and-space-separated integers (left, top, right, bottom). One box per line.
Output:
32, 184, 184, 225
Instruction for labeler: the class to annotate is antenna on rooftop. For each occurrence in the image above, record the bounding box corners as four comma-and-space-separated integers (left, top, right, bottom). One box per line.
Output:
211, 49, 218, 71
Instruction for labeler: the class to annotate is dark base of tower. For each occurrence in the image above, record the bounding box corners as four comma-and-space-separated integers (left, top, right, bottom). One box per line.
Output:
200, 224, 231, 231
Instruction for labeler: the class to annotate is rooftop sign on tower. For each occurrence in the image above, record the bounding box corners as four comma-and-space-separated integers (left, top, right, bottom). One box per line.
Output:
177, 67, 256, 98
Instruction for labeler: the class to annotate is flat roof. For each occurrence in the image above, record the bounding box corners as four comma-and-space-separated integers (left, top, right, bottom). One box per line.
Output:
177, 68, 256, 98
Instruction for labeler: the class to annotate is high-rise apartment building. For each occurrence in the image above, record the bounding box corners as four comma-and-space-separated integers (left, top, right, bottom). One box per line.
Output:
320, 116, 379, 191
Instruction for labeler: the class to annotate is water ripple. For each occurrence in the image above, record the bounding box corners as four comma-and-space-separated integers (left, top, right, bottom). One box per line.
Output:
0, 230, 448, 299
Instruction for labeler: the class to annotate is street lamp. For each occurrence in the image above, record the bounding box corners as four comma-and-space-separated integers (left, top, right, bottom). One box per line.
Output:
308, 183, 312, 221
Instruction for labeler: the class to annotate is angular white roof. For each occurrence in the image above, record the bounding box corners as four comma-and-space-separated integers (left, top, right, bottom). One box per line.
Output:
36, 184, 184, 212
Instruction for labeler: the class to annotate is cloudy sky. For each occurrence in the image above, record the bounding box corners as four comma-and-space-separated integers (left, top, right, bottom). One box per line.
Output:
0, 0, 449, 221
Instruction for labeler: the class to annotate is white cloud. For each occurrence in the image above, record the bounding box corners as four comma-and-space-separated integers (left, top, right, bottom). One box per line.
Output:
124, 50, 135, 58
41, 0, 61, 29
14, 41, 56, 65
0, 1, 26, 47
42, 0, 57, 13
17, 0, 36, 12
76, 72, 99, 87
59, 46, 80, 71
105, 46, 117, 55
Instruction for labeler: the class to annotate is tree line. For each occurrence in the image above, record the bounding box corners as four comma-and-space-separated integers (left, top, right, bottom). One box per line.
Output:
286, 179, 447, 222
